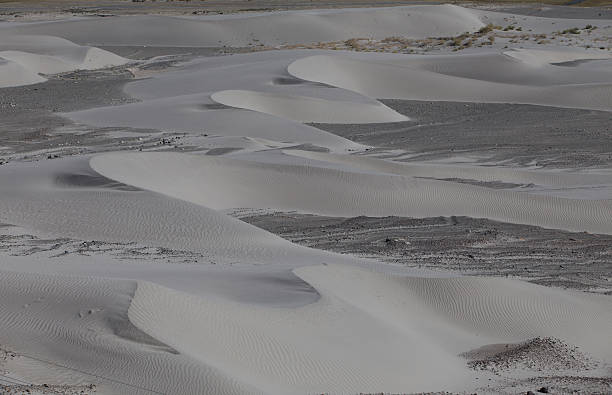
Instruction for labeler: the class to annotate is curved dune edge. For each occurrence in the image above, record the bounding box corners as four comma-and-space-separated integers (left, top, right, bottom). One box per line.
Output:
287, 54, 612, 111
0, 34, 128, 88
0, 57, 46, 88
210, 89, 409, 124
0, 156, 321, 263
503, 48, 612, 65
0, 5, 484, 47
90, 152, 612, 234
0, 269, 262, 395
127, 263, 612, 394
283, 150, 612, 188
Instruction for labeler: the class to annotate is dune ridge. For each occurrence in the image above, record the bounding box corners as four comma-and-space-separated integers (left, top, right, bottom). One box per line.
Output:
91, 152, 612, 234
0, 5, 484, 47
126, 263, 612, 394
0, 34, 128, 87
288, 52, 612, 111
211, 89, 408, 123
285, 150, 612, 188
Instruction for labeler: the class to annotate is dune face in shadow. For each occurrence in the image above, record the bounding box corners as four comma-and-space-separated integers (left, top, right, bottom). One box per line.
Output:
54, 172, 141, 191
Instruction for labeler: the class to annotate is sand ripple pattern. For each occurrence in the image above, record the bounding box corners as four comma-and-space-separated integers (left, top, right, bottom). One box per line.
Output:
92, 152, 612, 234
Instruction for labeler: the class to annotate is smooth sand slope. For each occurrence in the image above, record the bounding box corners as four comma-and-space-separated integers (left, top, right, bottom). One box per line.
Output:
288, 50, 612, 111
129, 263, 612, 394
0, 34, 128, 87
285, 150, 612, 188
0, 5, 484, 47
91, 152, 612, 234
0, 157, 323, 264
65, 46, 612, 156
66, 50, 376, 152
211, 90, 408, 123
0, 57, 46, 88
3, 261, 609, 394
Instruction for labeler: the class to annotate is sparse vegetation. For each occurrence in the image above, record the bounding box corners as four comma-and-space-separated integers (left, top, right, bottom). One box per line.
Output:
478, 23, 502, 34
561, 27, 581, 34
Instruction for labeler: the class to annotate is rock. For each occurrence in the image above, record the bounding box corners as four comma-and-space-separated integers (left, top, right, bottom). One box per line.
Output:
538, 387, 549, 393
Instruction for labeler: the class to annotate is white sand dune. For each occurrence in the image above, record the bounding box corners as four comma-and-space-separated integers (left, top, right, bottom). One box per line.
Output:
0, 57, 46, 88
285, 150, 612, 188
0, 269, 261, 395
0, 34, 128, 87
127, 263, 612, 394
5, 260, 608, 394
0, 157, 324, 264
288, 52, 612, 111
67, 93, 363, 152
0, 5, 484, 47
504, 48, 612, 66
211, 89, 408, 123
91, 152, 612, 234
67, 50, 375, 152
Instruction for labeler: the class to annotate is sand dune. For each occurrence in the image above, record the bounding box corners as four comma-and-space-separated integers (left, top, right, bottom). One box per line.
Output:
0, 269, 260, 395
0, 157, 319, 263
285, 150, 612, 188
66, 50, 372, 152
504, 48, 612, 66
0, 57, 46, 88
0, 34, 127, 87
91, 152, 612, 234
0, 5, 483, 47
288, 52, 612, 111
211, 89, 408, 123
127, 263, 612, 394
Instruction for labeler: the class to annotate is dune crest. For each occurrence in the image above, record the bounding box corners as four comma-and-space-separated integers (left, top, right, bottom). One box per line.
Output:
0, 34, 128, 87
126, 263, 612, 394
288, 52, 612, 111
91, 152, 612, 234
211, 89, 408, 123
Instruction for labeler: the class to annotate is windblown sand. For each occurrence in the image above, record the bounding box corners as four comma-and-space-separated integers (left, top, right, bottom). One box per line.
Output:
0, 3, 611, 394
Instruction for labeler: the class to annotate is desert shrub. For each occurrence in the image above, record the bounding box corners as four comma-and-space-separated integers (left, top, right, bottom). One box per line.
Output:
478, 24, 502, 34
561, 27, 581, 34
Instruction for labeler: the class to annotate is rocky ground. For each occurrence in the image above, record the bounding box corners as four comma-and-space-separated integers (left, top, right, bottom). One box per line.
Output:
1, 347, 97, 395
239, 213, 612, 294
313, 100, 612, 169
